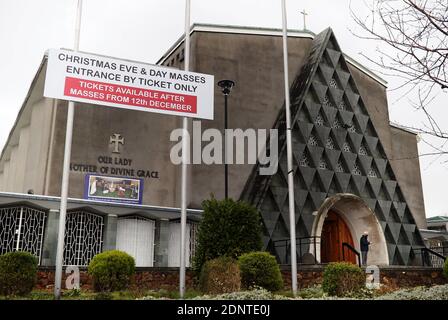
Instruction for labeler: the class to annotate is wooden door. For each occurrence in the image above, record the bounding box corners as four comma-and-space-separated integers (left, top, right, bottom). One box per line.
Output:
321, 210, 356, 264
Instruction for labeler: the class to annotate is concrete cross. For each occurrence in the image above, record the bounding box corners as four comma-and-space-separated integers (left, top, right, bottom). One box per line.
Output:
301, 9, 308, 30
110, 133, 125, 153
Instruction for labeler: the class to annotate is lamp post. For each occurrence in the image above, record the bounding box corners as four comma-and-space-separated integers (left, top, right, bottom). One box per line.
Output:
217, 79, 235, 199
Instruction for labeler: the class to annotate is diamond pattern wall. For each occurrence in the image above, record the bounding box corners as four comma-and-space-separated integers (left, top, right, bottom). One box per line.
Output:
241, 28, 425, 265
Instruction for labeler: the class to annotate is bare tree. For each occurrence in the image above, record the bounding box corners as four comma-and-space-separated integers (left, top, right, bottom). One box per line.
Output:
350, 0, 448, 142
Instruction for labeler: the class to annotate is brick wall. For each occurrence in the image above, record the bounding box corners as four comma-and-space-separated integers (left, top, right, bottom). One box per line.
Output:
36, 266, 446, 292
281, 266, 447, 290
36, 267, 196, 291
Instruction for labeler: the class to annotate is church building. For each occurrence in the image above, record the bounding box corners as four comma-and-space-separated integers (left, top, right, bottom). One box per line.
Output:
0, 24, 427, 267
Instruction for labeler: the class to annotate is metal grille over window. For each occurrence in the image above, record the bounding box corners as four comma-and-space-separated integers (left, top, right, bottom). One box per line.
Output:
332, 117, 342, 129
326, 136, 336, 149
299, 152, 311, 167
329, 78, 337, 89
63, 211, 104, 266
189, 222, 199, 265
315, 114, 324, 126
0, 206, 46, 264
359, 144, 368, 156
352, 163, 362, 176
336, 160, 345, 173
319, 159, 328, 170
368, 168, 378, 178
323, 95, 334, 108
338, 100, 346, 110
342, 142, 352, 153
307, 134, 319, 147
347, 124, 357, 133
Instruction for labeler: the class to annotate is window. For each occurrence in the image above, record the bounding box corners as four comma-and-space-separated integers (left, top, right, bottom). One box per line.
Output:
63, 210, 104, 266
116, 216, 155, 267
0, 205, 46, 264
167, 221, 198, 267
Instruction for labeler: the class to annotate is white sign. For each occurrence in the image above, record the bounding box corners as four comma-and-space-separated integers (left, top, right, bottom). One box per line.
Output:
44, 49, 214, 120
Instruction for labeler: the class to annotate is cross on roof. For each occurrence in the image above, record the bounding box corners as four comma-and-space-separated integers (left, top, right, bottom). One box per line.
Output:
300, 9, 308, 30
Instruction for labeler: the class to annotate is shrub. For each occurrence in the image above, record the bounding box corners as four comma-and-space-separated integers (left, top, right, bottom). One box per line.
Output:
199, 257, 241, 294
88, 250, 135, 292
444, 258, 448, 280
238, 251, 283, 292
193, 197, 262, 274
322, 262, 365, 296
375, 284, 448, 300
94, 292, 113, 300
0, 251, 38, 296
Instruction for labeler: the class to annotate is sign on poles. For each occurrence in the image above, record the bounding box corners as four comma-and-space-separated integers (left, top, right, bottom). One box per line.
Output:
44, 49, 214, 120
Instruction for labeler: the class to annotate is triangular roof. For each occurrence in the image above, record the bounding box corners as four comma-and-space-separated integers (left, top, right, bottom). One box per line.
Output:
241, 28, 425, 265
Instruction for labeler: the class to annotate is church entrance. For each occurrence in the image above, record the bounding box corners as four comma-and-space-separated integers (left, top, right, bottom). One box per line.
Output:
312, 194, 390, 265
320, 210, 357, 264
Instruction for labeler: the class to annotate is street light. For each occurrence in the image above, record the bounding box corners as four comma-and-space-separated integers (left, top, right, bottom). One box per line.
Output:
217, 79, 235, 199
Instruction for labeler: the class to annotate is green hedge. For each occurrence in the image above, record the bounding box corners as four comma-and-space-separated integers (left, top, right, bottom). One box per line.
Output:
238, 251, 283, 291
88, 250, 135, 292
199, 257, 241, 294
193, 197, 262, 274
322, 262, 365, 296
0, 251, 38, 296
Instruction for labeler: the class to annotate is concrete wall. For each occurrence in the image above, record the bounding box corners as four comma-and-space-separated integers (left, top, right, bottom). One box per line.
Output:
389, 126, 426, 229
0, 63, 54, 194
189, 31, 314, 207
46, 99, 181, 207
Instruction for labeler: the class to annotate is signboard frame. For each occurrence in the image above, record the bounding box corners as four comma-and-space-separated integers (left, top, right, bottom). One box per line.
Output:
44, 48, 214, 120
84, 174, 144, 205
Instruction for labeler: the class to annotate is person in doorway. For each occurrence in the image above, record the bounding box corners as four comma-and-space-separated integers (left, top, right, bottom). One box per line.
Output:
360, 231, 371, 266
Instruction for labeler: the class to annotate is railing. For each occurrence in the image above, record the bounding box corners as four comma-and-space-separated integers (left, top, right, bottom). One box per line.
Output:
430, 246, 448, 257
272, 236, 320, 265
342, 242, 361, 267
414, 247, 447, 267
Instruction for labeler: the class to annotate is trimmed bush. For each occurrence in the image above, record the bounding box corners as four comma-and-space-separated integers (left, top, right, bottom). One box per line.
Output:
193, 197, 262, 274
199, 257, 241, 294
443, 258, 448, 280
238, 251, 283, 291
322, 262, 365, 296
0, 251, 38, 296
88, 250, 135, 292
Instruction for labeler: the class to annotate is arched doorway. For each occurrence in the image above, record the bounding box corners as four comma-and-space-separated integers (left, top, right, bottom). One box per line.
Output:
311, 193, 390, 266
321, 210, 356, 264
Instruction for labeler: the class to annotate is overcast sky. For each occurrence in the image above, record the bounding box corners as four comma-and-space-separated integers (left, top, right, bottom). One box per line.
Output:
0, 0, 447, 217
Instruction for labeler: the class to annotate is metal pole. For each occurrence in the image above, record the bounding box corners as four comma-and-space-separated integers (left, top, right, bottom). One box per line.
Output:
54, 0, 82, 300
179, 0, 191, 299
16, 207, 24, 251
281, 0, 298, 295
224, 94, 228, 199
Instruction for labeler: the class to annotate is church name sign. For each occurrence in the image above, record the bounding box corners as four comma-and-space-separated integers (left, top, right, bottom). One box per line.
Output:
70, 155, 159, 179
44, 49, 214, 119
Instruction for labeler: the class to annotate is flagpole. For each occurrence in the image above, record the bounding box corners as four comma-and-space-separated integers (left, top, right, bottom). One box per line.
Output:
54, 0, 83, 300
179, 0, 191, 299
281, 0, 298, 295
